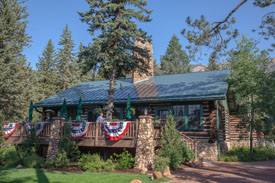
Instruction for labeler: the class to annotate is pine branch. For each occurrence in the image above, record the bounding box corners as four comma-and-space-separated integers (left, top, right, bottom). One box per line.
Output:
209, 0, 248, 33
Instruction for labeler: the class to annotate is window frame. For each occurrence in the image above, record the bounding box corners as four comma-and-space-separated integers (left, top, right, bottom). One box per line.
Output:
183, 104, 203, 131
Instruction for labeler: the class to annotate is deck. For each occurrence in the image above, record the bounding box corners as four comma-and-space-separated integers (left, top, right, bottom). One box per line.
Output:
5, 121, 162, 148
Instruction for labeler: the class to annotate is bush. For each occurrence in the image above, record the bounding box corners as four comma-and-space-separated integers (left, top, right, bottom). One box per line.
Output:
55, 151, 70, 168
220, 146, 275, 162
182, 142, 195, 162
79, 153, 115, 172
0, 145, 22, 167
154, 155, 170, 172
23, 153, 44, 168
59, 119, 80, 162
110, 149, 135, 170
21, 127, 40, 154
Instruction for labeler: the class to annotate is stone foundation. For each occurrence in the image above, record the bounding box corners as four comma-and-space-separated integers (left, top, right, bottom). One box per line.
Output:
221, 140, 260, 153
46, 117, 63, 161
196, 140, 218, 161
135, 116, 155, 172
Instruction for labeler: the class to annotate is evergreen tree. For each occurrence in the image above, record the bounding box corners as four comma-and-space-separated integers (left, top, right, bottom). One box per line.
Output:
56, 24, 80, 91
79, 0, 151, 120
207, 52, 220, 70
77, 42, 92, 82
158, 113, 184, 169
36, 39, 59, 101
0, 0, 33, 121
153, 59, 164, 76
226, 35, 272, 158
160, 34, 190, 74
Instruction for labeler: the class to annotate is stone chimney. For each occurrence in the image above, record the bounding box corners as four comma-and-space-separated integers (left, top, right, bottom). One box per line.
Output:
132, 39, 154, 83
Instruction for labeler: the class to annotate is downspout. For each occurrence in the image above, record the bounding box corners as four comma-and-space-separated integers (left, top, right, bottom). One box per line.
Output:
216, 100, 221, 160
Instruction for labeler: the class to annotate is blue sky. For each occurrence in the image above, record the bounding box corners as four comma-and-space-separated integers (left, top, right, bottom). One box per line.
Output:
23, 0, 274, 69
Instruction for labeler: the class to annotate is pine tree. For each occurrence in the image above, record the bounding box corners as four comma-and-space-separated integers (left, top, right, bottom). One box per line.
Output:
56, 24, 80, 91
160, 34, 190, 74
159, 113, 184, 169
226, 35, 272, 158
79, 0, 152, 120
0, 0, 33, 121
153, 59, 164, 76
208, 52, 220, 70
36, 39, 59, 101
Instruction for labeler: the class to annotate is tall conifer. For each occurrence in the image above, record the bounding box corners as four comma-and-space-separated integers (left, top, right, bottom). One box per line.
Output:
0, 0, 32, 121
79, 0, 151, 120
160, 34, 190, 74
56, 24, 80, 91
36, 39, 59, 101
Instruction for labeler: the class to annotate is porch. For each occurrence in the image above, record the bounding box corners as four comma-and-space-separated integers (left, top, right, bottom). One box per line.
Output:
5, 120, 162, 148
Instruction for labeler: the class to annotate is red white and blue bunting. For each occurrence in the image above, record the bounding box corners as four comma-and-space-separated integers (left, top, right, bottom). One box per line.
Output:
70, 122, 91, 140
103, 122, 130, 141
3, 123, 18, 137
25, 122, 46, 136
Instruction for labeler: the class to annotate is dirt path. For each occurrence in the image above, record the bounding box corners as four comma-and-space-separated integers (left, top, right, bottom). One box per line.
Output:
167, 160, 275, 183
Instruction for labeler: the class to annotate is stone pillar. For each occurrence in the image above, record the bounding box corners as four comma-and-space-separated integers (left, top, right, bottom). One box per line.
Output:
135, 115, 155, 173
46, 117, 64, 161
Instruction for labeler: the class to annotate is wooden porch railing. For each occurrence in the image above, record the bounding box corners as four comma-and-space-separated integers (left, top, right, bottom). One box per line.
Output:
7, 121, 162, 145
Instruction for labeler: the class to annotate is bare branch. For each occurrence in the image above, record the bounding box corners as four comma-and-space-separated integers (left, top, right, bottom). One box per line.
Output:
209, 0, 248, 33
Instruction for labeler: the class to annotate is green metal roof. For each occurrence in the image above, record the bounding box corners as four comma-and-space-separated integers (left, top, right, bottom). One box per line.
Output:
34, 70, 230, 107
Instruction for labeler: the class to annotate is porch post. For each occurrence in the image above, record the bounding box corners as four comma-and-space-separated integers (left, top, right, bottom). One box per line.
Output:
216, 101, 221, 160
46, 117, 64, 162
135, 115, 155, 174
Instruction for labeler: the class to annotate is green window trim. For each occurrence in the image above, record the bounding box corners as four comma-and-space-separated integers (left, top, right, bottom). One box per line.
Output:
154, 106, 172, 121
154, 104, 203, 131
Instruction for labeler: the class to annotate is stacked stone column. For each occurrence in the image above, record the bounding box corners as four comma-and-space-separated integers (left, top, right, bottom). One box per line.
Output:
46, 117, 64, 161
135, 115, 155, 173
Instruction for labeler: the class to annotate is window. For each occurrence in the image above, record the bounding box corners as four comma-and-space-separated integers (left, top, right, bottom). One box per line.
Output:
155, 107, 171, 122
173, 105, 185, 129
185, 104, 203, 130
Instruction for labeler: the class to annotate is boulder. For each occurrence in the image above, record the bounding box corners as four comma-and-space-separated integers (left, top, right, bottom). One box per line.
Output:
16, 164, 23, 169
140, 167, 147, 174
162, 166, 171, 176
153, 171, 163, 179
130, 179, 142, 183
191, 159, 203, 167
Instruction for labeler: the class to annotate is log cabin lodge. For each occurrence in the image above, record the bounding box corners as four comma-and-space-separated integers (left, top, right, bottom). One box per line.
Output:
5, 40, 259, 162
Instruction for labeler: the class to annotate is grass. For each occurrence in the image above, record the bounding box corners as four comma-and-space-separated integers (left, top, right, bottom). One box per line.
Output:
220, 147, 275, 162
0, 167, 170, 183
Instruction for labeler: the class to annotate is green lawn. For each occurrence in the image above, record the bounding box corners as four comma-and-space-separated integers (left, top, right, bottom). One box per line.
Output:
0, 167, 170, 183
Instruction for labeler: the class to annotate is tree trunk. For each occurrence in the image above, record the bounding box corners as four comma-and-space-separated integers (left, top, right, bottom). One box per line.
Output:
106, 64, 117, 121
250, 96, 255, 160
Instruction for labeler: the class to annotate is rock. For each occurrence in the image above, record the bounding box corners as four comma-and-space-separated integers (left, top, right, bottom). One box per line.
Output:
130, 179, 142, 183
141, 167, 147, 174
162, 166, 171, 176
191, 160, 203, 167
153, 171, 163, 179
16, 164, 23, 169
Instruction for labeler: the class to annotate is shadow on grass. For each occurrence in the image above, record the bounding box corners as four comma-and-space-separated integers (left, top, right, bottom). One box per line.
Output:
36, 168, 49, 183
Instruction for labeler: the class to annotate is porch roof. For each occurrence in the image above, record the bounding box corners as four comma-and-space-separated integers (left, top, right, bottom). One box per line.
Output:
34, 70, 230, 107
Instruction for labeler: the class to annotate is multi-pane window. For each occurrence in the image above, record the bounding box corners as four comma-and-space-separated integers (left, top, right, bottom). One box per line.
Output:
173, 105, 185, 129
187, 104, 201, 129
155, 104, 203, 130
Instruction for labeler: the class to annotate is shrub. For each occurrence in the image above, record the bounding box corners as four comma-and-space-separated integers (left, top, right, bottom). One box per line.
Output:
59, 119, 80, 162
154, 155, 170, 172
221, 146, 275, 162
158, 113, 184, 169
21, 127, 40, 154
23, 153, 44, 168
55, 151, 70, 168
182, 142, 195, 162
79, 153, 115, 172
42, 160, 56, 168
110, 149, 135, 170
0, 145, 22, 167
